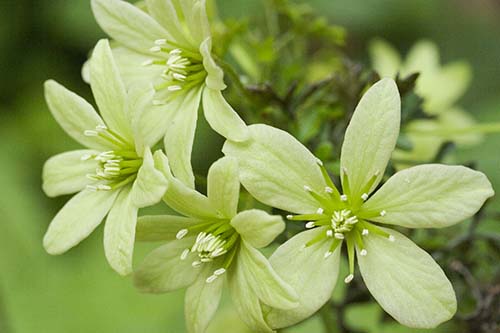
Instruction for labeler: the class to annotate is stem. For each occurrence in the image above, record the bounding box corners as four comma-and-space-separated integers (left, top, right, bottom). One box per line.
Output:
407, 122, 500, 136
319, 302, 337, 333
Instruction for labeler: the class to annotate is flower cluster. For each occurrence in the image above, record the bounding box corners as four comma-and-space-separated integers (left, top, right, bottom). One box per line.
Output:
42, 1, 494, 332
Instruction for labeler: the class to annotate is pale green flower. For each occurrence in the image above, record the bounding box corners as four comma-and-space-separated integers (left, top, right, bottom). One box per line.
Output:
223, 79, 494, 329
133, 157, 298, 333
42, 39, 169, 276
89, 0, 249, 188
370, 39, 482, 168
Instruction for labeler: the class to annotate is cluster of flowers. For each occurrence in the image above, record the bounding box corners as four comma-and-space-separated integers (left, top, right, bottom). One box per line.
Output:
42, 1, 494, 332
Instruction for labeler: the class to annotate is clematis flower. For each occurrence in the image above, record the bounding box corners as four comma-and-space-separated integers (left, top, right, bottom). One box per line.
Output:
133, 156, 298, 333
42, 39, 169, 276
223, 79, 494, 329
370, 39, 484, 168
89, 0, 249, 188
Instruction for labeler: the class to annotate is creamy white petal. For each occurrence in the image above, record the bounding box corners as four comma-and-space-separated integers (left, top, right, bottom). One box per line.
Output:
340, 78, 400, 198
43, 188, 119, 255
44, 80, 111, 150
230, 210, 284, 249
207, 157, 240, 218
369, 39, 402, 78
360, 164, 494, 228
104, 186, 138, 276
358, 228, 456, 328
266, 228, 341, 328
42, 150, 99, 197
200, 38, 226, 91
136, 215, 203, 242
223, 124, 327, 214
131, 148, 168, 208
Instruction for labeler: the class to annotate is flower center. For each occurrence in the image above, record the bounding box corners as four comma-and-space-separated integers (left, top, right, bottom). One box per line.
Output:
82, 125, 141, 191
143, 39, 206, 104
286, 161, 395, 284
175, 220, 240, 284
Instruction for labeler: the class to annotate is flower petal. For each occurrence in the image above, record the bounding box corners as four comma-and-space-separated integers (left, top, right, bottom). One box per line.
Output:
200, 38, 226, 91
90, 39, 134, 142
133, 237, 201, 293
156, 151, 220, 219
223, 124, 327, 214
189, 0, 211, 45
44, 80, 110, 150
402, 40, 440, 76
266, 228, 341, 328
42, 150, 99, 197
227, 249, 274, 333
112, 46, 163, 86
136, 215, 203, 242
91, 0, 169, 54
239, 241, 298, 309
43, 188, 119, 255
357, 228, 457, 328
360, 164, 494, 228
131, 148, 168, 208
202, 88, 249, 142
207, 157, 240, 218
145, 0, 193, 48
230, 210, 284, 249
103, 186, 138, 276
340, 78, 400, 198
185, 268, 224, 333
369, 38, 401, 78
164, 87, 203, 188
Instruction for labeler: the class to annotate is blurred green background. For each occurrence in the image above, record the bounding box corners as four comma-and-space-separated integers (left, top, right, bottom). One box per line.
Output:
0, 0, 499, 332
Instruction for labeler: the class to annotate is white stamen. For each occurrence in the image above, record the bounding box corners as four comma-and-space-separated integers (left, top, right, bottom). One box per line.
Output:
192, 261, 202, 267
86, 185, 98, 191
326, 230, 333, 237
176, 229, 188, 240
141, 59, 154, 66
305, 221, 316, 229
361, 193, 368, 201
380, 210, 387, 216
360, 249, 367, 256
346, 216, 358, 225
316, 208, 324, 214
84, 130, 98, 136
324, 251, 333, 258
154, 39, 167, 45
340, 194, 348, 201
325, 186, 334, 194
96, 124, 107, 131
214, 268, 226, 276
206, 275, 218, 283
150, 46, 162, 53
180, 249, 190, 260
362, 229, 369, 236
334, 233, 345, 240
80, 154, 92, 161
173, 73, 187, 81
286, 215, 294, 220
97, 184, 111, 191
303, 185, 312, 192
344, 274, 354, 283
167, 85, 182, 91
388, 235, 395, 242
169, 48, 182, 55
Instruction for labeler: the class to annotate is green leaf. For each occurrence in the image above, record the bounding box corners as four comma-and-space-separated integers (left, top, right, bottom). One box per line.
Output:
164, 86, 203, 189
266, 228, 341, 329
42, 149, 99, 197
136, 215, 202, 242
185, 266, 224, 333
133, 237, 201, 293
91, 0, 169, 54
207, 157, 240, 218
43, 188, 119, 255
202, 88, 249, 142
340, 78, 400, 199
131, 148, 168, 208
103, 185, 138, 276
44, 80, 111, 150
230, 210, 284, 249
90, 39, 133, 142
360, 164, 494, 228
223, 124, 327, 214
357, 228, 457, 328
